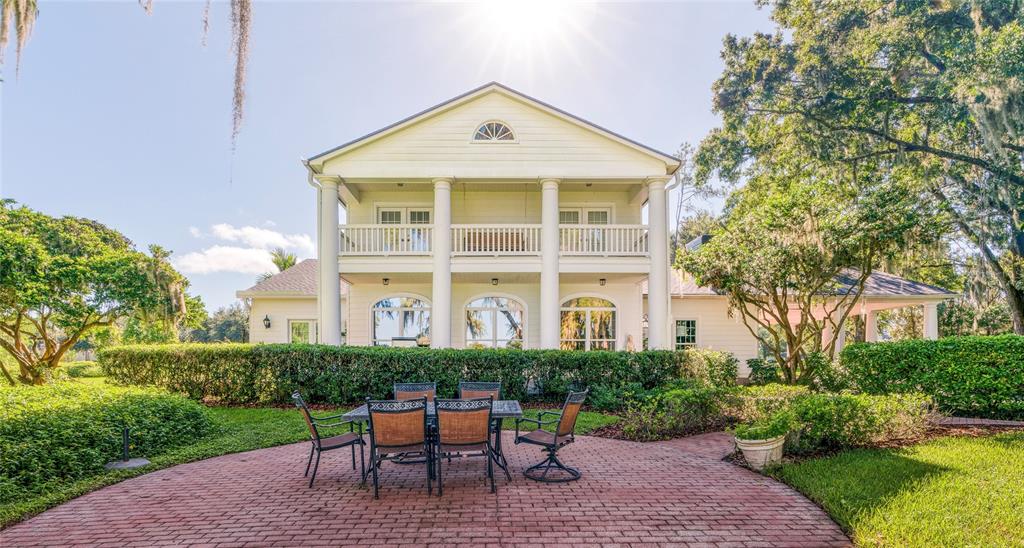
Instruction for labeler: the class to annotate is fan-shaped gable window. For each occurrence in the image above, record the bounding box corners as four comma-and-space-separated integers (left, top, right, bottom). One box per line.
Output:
473, 121, 515, 141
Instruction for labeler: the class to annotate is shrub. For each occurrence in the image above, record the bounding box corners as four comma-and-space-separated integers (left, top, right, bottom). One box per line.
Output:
791, 392, 932, 450
99, 344, 704, 406
62, 361, 105, 378
841, 335, 1024, 419
680, 348, 739, 388
619, 385, 738, 441
746, 358, 783, 385
731, 409, 795, 441
731, 384, 810, 422
0, 383, 212, 501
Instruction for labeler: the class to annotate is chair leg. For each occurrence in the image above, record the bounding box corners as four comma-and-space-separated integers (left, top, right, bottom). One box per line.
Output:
371, 454, 380, 499
351, 443, 356, 469
309, 450, 321, 488
436, 446, 443, 497
358, 442, 365, 481
304, 445, 315, 477
522, 446, 581, 483
487, 446, 495, 494
426, 444, 433, 496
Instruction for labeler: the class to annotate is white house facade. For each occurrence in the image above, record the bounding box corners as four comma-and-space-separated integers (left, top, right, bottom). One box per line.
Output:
237, 83, 955, 376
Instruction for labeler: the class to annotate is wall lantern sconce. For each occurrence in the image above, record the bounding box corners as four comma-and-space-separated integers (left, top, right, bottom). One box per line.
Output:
263, 315, 271, 329
491, 278, 499, 286
641, 314, 649, 329
599, 278, 607, 286
383, 278, 390, 286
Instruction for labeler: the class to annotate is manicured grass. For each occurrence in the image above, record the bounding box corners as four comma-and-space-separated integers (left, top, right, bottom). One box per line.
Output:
773, 432, 1024, 547
1, 378, 619, 528
501, 408, 619, 434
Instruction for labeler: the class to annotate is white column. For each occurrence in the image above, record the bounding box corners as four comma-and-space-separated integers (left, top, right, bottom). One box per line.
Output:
924, 303, 939, 340
317, 176, 342, 345
647, 178, 670, 350
540, 178, 561, 349
431, 178, 453, 348
865, 310, 879, 343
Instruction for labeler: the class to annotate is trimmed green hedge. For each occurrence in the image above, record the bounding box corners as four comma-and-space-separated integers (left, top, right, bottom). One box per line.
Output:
0, 383, 212, 502
62, 361, 104, 378
841, 335, 1024, 419
98, 344, 723, 405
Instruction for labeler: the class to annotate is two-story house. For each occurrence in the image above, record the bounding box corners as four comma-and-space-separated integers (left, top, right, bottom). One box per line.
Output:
238, 83, 955, 376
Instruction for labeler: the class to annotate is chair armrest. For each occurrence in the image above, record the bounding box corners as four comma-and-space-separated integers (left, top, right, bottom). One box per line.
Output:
537, 410, 562, 422
311, 418, 358, 430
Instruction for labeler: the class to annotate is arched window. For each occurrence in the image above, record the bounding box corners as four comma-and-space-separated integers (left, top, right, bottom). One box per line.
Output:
473, 121, 515, 141
465, 296, 525, 348
560, 297, 616, 351
372, 297, 430, 346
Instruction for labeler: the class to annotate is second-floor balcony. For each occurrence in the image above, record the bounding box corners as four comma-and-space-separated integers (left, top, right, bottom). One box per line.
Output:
338, 224, 649, 257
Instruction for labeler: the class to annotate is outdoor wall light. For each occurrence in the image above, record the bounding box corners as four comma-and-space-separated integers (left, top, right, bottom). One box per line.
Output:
599, 278, 607, 286
263, 315, 271, 329
491, 278, 499, 285
383, 278, 390, 286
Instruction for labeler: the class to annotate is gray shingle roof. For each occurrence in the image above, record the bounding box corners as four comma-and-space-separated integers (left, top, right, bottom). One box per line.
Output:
238, 259, 346, 297
643, 269, 955, 297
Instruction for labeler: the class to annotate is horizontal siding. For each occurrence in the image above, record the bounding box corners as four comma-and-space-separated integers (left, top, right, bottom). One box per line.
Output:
670, 297, 760, 376
322, 92, 669, 178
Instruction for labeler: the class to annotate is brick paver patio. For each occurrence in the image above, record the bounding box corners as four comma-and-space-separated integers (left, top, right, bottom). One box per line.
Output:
1, 433, 849, 547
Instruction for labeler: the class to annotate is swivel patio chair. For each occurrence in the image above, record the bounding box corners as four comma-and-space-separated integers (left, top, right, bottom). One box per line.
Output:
514, 389, 589, 482
366, 397, 432, 499
292, 392, 365, 488
394, 382, 437, 402
434, 397, 496, 496
458, 381, 511, 480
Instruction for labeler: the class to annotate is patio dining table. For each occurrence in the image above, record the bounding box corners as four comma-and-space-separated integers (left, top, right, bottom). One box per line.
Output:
342, 400, 523, 480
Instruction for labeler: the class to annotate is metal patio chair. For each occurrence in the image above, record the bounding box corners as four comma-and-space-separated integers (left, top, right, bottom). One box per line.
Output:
434, 397, 496, 496
366, 397, 432, 499
458, 381, 511, 480
394, 382, 437, 402
514, 389, 589, 482
292, 392, 365, 488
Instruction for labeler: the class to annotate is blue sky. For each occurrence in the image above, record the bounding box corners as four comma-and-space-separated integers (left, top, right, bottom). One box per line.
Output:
1, 1, 773, 311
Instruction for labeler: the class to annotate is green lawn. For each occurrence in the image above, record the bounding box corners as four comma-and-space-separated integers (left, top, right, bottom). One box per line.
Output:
773, 432, 1024, 547
1, 377, 618, 528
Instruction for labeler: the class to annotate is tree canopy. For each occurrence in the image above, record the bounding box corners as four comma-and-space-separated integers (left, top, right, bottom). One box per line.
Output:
0, 201, 188, 384
697, 0, 1024, 333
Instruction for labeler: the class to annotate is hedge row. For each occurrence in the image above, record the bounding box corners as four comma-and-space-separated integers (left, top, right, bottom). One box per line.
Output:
98, 344, 735, 405
0, 383, 212, 501
841, 335, 1024, 419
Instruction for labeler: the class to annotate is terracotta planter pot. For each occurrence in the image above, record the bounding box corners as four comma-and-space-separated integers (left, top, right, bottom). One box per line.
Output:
735, 434, 786, 470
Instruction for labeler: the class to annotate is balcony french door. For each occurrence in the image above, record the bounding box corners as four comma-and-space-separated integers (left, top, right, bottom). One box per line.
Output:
377, 207, 432, 253
560, 207, 611, 254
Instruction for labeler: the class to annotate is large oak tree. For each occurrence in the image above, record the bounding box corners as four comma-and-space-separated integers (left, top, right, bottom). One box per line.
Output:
0, 201, 187, 384
698, 0, 1024, 333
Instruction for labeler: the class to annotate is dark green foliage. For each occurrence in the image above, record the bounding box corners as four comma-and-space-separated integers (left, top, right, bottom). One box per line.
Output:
841, 335, 1024, 419
791, 393, 932, 451
731, 409, 795, 441
0, 383, 212, 502
746, 358, 782, 385
98, 344, 717, 407
619, 384, 738, 441
62, 361, 104, 378
680, 348, 738, 388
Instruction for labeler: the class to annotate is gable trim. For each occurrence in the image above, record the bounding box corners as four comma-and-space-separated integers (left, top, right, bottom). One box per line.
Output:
306, 82, 681, 172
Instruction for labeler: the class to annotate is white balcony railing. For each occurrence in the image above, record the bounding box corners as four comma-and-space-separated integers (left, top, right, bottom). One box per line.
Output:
559, 224, 649, 256
337, 224, 649, 257
451, 224, 542, 256
339, 224, 433, 255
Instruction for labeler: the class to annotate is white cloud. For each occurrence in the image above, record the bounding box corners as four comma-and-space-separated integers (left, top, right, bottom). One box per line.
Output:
210, 223, 314, 255
173, 246, 275, 275
177, 223, 313, 276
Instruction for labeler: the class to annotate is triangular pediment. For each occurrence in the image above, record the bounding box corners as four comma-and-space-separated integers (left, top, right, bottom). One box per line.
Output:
308, 83, 679, 180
